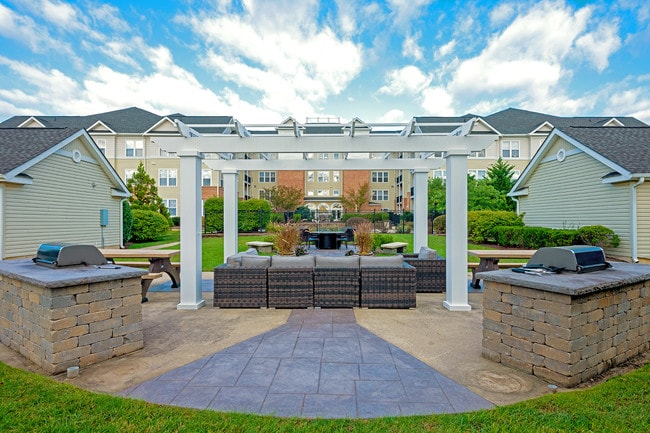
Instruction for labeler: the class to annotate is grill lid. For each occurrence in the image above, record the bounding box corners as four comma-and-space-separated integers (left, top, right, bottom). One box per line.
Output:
33, 243, 107, 268
527, 245, 611, 273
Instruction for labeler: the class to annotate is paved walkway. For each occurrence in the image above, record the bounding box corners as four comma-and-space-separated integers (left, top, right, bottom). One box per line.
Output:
120, 309, 492, 418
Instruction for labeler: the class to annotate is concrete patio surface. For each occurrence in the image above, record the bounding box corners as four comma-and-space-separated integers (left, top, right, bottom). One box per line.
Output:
0, 272, 555, 414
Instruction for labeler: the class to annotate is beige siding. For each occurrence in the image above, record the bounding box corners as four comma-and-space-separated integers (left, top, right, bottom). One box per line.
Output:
518, 139, 632, 259
3, 138, 123, 259
637, 184, 650, 260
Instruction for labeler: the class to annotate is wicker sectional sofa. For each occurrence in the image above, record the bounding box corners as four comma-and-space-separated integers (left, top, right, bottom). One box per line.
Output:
402, 247, 446, 293
214, 253, 416, 309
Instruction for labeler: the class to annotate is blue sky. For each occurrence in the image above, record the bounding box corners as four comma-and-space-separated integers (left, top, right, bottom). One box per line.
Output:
1, 0, 649, 124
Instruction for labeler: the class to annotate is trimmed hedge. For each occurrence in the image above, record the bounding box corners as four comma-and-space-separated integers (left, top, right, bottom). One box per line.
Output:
467, 211, 524, 243
494, 225, 620, 249
131, 209, 170, 242
204, 197, 272, 232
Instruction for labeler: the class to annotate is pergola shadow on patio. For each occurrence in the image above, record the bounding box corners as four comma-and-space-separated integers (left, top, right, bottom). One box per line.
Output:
157, 117, 496, 311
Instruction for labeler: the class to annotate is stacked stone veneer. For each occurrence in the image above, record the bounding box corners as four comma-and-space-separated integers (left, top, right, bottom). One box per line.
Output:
0, 264, 144, 375
481, 266, 650, 387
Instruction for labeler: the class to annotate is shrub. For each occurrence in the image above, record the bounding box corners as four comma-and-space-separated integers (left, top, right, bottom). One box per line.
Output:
355, 221, 373, 255
131, 209, 170, 242
171, 216, 180, 226
239, 199, 272, 232
467, 211, 524, 243
268, 223, 301, 255
372, 234, 394, 251
433, 215, 446, 234
122, 200, 133, 243
203, 197, 224, 232
494, 226, 581, 249
578, 225, 620, 248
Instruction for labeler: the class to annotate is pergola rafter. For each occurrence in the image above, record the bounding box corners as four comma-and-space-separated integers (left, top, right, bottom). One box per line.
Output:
156, 117, 497, 312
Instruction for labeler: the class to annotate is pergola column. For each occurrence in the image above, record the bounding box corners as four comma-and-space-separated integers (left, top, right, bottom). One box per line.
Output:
177, 151, 205, 310
443, 151, 471, 311
412, 168, 429, 253
222, 169, 239, 259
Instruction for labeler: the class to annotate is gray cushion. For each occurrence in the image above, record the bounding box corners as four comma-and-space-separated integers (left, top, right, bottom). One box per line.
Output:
418, 246, 437, 259
315, 256, 360, 268
271, 255, 315, 268
225, 248, 260, 266
359, 256, 403, 268
241, 255, 271, 268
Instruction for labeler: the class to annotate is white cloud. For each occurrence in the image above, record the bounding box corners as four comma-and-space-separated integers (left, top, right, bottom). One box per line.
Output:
489, 3, 515, 26
0, 4, 60, 53
39, 0, 78, 28
184, 0, 362, 118
379, 65, 432, 95
575, 22, 621, 71
420, 86, 454, 115
387, 0, 434, 29
403, 33, 423, 60
377, 108, 408, 123
435, 40, 456, 60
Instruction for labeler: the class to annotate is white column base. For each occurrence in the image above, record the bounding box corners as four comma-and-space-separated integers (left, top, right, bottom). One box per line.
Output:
177, 300, 206, 310
443, 300, 472, 311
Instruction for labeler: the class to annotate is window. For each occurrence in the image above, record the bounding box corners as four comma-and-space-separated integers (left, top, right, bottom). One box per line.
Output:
372, 190, 389, 201
433, 170, 446, 179
307, 171, 314, 182
124, 169, 135, 181
259, 189, 268, 200
159, 169, 177, 187
468, 169, 486, 180
372, 171, 389, 183
333, 189, 340, 196
512, 170, 521, 180
317, 189, 329, 196
502, 140, 520, 158
333, 171, 340, 182
470, 149, 485, 158
160, 149, 177, 157
307, 189, 314, 196
96, 138, 106, 154
333, 153, 340, 159
125, 139, 143, 157
430, 151, 446, 158
163, 199, 177, 217
317, 171, 329, 182
318, 153, 329, 159
202, 169, 212, 186
258, 171, 276, 182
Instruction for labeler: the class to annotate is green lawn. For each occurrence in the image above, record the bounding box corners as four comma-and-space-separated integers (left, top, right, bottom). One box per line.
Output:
1, 360, 648, 432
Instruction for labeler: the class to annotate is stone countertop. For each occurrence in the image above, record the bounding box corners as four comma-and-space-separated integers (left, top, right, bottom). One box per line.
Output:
477, 262, 650, 296
0, 259, 147, 289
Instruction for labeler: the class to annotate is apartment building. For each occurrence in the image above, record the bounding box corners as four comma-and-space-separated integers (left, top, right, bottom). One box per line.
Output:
2, 107, 645, 219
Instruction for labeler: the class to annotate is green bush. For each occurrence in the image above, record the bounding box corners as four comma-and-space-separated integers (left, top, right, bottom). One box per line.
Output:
433, 215, 446, 234
578, 225, 620, 248
494, 226, 580, 249
372, 234, 394, 251
467, 211, 524, 243
203, 197, 224, 232
239, 199, 272, 232
122, 200, 133, 243
131, 209, 170, 242
171, 216, 180, 226
295, 205, 311, 221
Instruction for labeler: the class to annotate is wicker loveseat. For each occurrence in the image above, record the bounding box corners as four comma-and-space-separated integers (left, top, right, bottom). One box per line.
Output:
214, 253, 416, 309
402, 246, 446, 293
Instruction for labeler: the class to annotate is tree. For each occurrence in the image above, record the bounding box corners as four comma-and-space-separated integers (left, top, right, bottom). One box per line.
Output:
126, 162, 170, 219
340, 182, 370, 212
122, 200, 133, 243
267, 185, 303, 213
467, 176, 507, 210
486, 157, 516, 211
427, 177, 446, 215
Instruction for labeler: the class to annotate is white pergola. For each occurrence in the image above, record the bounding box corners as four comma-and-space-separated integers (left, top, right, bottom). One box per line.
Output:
157, 118, 496, 312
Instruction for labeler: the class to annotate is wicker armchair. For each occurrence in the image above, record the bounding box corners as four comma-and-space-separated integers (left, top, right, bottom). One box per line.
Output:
403, 247, 446, 293
267, 255, 315, 308
213, 256, 270, 308
359, 256, 416, 309
313, 256, 360, 308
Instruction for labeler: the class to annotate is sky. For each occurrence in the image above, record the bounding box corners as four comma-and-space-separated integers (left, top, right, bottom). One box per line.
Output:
0, 0, 649, 124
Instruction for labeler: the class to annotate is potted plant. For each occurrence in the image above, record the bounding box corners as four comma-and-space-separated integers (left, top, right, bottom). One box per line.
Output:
268, 223, 301, 255
355, 221, 373, 255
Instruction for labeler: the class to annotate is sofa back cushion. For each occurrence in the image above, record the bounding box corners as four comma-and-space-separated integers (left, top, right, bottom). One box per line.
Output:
226, 248, 260, 266
271, 255, 315, 268
315, 256, 359, 268
241, 255, 271, 268
418, 246, 437, 259
359, 256, 403, 268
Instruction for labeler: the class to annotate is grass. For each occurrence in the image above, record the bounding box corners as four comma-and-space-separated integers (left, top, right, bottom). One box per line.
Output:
1, 360, 648, 432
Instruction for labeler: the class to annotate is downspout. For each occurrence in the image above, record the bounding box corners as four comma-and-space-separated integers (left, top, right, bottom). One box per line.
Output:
631, 177, 645, 263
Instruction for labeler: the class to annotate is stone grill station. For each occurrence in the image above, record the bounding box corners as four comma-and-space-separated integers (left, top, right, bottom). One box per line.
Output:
480, 262, 650, 387
0, 257, 146, 375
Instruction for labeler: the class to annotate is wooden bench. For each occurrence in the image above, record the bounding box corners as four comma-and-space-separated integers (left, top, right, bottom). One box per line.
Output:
246, 241, 274, 253
381, 242, 408, 254
141, 272, 163, 303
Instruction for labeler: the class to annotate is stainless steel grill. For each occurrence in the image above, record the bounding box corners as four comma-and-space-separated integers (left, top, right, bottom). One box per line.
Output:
527, 245, 611, 273
33, 243, 107, 268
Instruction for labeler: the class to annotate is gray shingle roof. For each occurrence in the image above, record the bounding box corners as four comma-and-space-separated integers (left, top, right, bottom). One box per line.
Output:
557, 126, 650, 175
484, 108, 647, 134
0, 127, 78, 174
